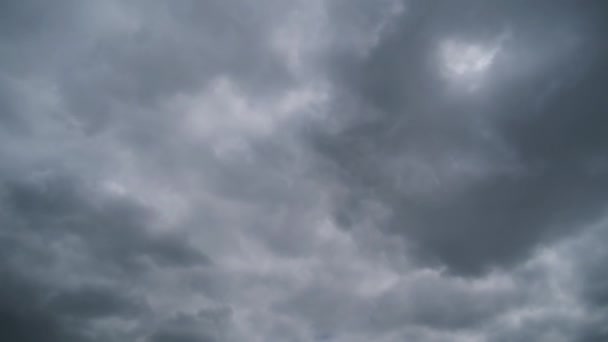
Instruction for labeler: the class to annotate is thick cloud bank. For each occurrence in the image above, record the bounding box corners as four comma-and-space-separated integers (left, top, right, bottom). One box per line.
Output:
1, 1, 607, 341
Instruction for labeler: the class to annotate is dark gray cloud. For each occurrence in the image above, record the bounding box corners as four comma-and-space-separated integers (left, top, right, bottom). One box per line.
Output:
147, 308, 232, 342
1, 0, 608, 341
47, 284, 147, 319
2, 173, 209, 272
0, 264, 78, 342
0, 169, 213, 341
314, 0, 608, 275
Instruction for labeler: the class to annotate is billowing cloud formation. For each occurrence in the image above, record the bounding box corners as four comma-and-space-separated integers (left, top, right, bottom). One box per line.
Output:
1, 0, 607, 341
318, 0, 608, 275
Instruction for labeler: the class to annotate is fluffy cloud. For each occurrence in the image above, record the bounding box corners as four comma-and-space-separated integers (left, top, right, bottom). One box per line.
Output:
1, 0, 607, 341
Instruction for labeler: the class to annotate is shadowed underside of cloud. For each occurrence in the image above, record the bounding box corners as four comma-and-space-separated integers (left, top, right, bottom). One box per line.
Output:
314, 0, 608, 275
1, 0, 608, 341
0, 171, 212, 341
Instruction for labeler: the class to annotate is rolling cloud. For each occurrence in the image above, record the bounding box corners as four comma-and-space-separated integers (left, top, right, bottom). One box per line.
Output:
1, 1, 607, 341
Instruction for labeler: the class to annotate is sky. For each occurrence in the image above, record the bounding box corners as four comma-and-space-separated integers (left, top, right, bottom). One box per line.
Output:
1, 1, 608, 341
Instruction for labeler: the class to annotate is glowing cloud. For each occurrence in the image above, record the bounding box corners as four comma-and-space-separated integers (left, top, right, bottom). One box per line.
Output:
438, 34, 507, 92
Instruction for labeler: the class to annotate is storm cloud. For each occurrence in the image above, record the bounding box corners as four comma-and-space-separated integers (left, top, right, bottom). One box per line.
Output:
1, 0, 608, 341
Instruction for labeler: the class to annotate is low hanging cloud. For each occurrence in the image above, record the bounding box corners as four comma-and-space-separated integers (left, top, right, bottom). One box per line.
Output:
1, 0, 608, 341
315, 0, 608, 275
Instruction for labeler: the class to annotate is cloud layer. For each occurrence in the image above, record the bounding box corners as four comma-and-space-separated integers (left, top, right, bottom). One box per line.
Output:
1, 1, 608, 341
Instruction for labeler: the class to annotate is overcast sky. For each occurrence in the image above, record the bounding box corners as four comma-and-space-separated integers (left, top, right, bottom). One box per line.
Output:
1, 1, 608, 341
